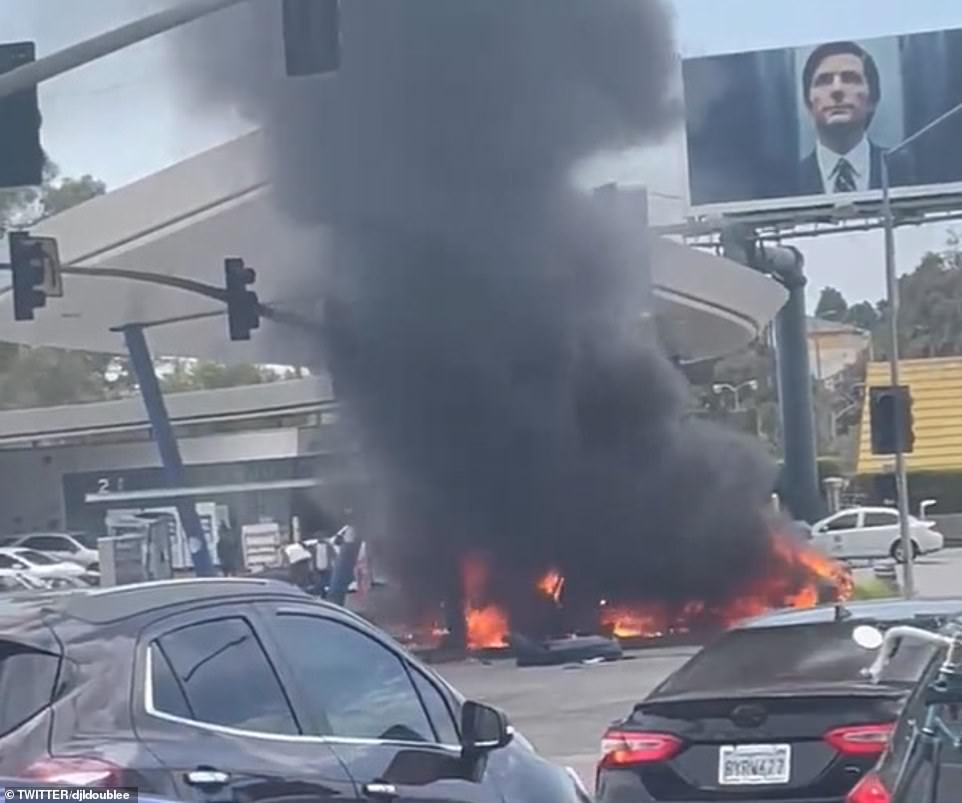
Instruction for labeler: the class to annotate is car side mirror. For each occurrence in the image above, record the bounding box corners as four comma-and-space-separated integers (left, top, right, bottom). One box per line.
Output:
461, 700, 512, 753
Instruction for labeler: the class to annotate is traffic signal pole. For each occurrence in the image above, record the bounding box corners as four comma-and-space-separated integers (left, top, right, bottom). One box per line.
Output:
0, 0, 251, 101
116, 324, 215, 576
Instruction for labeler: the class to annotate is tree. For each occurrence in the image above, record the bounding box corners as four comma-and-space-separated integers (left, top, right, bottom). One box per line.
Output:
845, 300, 880, 333
160, 360, 283, 393
815, 286, 848, 320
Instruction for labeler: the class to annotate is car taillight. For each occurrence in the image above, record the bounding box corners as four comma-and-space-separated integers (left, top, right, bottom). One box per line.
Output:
846, 772, 891, 803
824, 723, 895, 756
599, 729, 682, 768
23, 757, 122, 786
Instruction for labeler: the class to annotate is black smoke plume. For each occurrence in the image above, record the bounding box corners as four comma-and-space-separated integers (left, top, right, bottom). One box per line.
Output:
171, 1, 779, 632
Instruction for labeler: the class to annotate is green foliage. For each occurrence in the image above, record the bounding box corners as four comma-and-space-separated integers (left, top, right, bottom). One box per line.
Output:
819, 239, 962, 361
160, 361, 283, 393
814, 286, 848, 320
852, 578, 898, 600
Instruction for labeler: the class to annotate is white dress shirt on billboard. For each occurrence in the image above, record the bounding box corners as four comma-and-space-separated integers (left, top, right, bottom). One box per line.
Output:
816, 136, 870, 194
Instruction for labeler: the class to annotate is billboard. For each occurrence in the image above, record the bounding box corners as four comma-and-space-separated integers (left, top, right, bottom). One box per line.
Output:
683, 26, 962, 212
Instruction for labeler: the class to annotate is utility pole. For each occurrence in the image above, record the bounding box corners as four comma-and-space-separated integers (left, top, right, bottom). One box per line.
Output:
877, 98, 962, 598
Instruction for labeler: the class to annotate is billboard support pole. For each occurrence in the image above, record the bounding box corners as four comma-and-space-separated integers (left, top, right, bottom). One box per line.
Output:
721, 228, 822, 523
765, 246, 823, 525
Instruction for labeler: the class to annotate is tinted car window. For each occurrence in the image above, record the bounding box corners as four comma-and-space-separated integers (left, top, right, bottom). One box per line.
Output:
273, 615, 434, 742
654, 622, 934, 696
154, 618, 298, 735
411, 667, 460, 744
864, 512, 898, 527
0, 642, 60, 736
825, 513, 858, 531
22, 536, 72, 552
0, 554, 20, 569
16, 550, 57, 566
149, 645, 192, 720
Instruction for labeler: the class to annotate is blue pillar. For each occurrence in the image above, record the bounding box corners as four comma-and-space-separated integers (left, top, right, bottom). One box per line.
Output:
119, 324, 214, 576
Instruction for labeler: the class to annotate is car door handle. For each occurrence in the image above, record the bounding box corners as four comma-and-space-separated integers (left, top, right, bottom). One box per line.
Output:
185, 768, 231, 787
363, 782, 398, 799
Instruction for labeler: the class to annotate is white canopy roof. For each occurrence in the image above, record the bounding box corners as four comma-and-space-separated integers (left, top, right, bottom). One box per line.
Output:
0, 131, 785, 364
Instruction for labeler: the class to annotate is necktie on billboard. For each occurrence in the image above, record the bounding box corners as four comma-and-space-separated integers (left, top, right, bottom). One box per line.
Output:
833, 158, 856, 193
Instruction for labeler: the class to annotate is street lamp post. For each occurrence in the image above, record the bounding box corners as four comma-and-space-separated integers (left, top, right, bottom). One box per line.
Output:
712, 379, 758, 412
881, 98, 962, 599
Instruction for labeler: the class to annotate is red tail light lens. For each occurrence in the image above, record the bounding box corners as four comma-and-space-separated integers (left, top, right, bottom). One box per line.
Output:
599, 729, 683, 768
23, 757, 122, 787
824, 723, 895, 756
846, 772, 891, 803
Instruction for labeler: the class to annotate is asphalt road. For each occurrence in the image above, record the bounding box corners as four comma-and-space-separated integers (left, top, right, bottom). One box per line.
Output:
436, 548, 962, 786
439, 646, 696, 785
852, 546, 962, 598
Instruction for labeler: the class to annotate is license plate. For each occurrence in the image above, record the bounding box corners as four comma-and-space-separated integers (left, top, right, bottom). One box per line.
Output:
718, 743, 791, 785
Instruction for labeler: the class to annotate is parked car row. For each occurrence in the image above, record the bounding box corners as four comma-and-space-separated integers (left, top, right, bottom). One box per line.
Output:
0, 531, 100, 569
0, 568, 955, 803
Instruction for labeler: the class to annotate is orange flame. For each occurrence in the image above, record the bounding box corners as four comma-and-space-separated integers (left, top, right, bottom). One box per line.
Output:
459, 531, 853, 649
537, 569, 565, 603
599, 533, 854, 638
463, 560, 567, 649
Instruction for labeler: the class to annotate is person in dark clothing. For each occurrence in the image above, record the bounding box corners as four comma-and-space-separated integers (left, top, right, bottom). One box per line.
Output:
216, 523, 241, 577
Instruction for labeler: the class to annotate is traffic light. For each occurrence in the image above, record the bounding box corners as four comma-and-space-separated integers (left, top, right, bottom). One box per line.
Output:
870, 385, 914, 455
224, 257, 260, 341
10, 231, 47, 320
281, 0, 340, 77
0, 42, 43, 188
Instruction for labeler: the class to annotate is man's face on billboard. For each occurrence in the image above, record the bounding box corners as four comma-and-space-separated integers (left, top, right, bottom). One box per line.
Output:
807, 53, 874, 133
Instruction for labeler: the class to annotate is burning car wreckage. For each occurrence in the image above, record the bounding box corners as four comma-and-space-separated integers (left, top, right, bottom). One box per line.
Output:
176, 0, 854, 664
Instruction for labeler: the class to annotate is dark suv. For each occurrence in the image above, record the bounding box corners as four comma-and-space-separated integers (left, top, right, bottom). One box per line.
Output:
0, 578, 588, 803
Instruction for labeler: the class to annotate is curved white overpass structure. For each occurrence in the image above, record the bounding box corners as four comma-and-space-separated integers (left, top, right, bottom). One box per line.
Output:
0, 131, 785, 364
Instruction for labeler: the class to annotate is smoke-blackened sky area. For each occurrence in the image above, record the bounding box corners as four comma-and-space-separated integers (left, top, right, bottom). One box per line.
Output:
173, 0, 779, 625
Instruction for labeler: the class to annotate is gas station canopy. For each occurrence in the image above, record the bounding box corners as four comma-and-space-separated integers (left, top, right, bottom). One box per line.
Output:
0, 131, 786, 365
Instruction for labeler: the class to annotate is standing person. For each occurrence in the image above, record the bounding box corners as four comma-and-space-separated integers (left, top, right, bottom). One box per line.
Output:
216, 523, 238, 577
796, 41, 913, 195
282, 539, 312, 591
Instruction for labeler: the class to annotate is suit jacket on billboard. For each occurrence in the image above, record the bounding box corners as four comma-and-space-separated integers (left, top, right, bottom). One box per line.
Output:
796, 142, 915, 196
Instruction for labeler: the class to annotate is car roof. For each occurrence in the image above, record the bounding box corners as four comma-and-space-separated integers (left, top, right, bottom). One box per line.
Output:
737, 597, 962, 629
0, 577, 335, 628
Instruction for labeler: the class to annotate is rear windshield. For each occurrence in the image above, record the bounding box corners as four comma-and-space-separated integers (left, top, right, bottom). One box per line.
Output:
0, 642, 60, 736
654, 622, 934, 696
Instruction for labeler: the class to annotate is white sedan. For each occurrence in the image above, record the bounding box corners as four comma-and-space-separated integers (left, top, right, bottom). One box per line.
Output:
9, 532, 99, 569
810, 506, 944, 562
0, 547, 87, 581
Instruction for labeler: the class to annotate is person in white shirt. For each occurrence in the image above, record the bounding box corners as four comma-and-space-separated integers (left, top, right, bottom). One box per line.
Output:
797, 41, 913, 195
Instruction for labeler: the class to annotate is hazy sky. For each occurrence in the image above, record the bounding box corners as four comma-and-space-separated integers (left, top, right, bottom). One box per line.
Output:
5, 0, 962, 309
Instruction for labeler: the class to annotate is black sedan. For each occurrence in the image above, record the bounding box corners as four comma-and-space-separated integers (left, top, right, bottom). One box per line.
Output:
596, 598, 962, 803
0, 578, 589, 803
